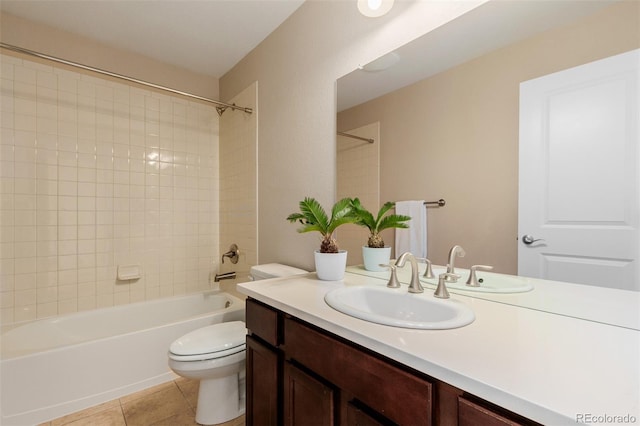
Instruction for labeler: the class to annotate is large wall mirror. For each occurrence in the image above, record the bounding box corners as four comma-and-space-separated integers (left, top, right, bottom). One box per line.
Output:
337, 0, 638, 289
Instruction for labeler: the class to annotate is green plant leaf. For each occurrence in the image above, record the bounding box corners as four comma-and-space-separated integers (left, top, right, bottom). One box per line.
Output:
325, 198, 354, 233
349, 199, 411, 235
377, 214, 411, 232
375, 201, 396, 224
299, 197, 329, 234
286, 197, 356, 241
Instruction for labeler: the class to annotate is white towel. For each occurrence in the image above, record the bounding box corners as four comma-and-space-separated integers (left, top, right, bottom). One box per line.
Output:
394, 200, 427, 259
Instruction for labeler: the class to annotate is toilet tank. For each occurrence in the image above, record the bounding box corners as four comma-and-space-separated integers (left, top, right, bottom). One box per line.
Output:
249, 263, 308, 281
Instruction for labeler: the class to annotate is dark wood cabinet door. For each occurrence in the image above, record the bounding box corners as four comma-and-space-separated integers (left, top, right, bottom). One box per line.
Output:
284, 362, 335, 426
246, 335, 279, 426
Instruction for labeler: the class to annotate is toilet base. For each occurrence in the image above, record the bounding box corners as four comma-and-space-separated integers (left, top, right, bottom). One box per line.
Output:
195, 370, 246, 425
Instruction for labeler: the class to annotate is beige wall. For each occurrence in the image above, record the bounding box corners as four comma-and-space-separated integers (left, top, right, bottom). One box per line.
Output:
220, 0, 486, 272
337, 1, 640, 274
0, 12, 219, 100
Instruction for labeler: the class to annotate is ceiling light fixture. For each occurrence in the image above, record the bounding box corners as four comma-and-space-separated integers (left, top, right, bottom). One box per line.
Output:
357, 0, 394, 18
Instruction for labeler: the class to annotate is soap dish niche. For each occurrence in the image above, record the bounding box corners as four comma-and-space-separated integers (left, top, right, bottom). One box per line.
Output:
117, 264, 142, 281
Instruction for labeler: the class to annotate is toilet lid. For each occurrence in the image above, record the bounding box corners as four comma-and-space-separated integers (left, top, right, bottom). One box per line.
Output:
169, 321, 247, 359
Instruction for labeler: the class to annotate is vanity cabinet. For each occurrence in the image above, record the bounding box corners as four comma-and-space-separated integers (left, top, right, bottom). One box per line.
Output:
245, 298, 539, 426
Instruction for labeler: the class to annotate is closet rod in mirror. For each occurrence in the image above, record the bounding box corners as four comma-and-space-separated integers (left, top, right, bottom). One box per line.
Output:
0, 42, 252, 115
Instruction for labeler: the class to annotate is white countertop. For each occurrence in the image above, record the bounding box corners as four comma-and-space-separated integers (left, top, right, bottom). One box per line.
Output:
238, 271, 640, 426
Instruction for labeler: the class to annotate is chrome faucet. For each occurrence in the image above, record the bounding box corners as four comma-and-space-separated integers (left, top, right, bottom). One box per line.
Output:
395, 252, 424, 293
446, 245, 466, 282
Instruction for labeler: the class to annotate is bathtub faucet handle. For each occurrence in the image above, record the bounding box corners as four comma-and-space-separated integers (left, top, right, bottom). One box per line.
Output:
221, 244, 240, 264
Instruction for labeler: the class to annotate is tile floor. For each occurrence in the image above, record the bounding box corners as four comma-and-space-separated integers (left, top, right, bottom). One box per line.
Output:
38, 378, 245, 426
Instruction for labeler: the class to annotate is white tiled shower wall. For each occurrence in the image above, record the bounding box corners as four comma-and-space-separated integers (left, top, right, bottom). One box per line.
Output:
0, 54, 221, 325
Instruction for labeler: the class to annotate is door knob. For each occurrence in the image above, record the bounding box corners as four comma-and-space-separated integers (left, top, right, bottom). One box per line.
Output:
522, 234, 544, 245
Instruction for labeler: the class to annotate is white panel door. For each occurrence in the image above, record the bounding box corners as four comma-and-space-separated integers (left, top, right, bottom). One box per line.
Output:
518, 49, 639, 291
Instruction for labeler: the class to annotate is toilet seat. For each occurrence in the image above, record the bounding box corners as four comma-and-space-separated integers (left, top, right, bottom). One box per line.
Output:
169, 321, 247, 362
169, 343, 246, 362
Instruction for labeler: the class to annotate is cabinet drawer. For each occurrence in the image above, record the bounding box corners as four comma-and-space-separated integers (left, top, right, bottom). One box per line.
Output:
284, 317, 432, 426
458, 396, 539, 426
246, 298, 280, 346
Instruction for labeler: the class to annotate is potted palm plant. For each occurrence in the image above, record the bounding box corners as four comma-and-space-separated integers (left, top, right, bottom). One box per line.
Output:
350, 198, 411, 271
286, 197, 357, 280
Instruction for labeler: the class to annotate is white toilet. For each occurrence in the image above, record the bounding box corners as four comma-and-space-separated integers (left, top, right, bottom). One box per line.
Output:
168, 263, 307, 425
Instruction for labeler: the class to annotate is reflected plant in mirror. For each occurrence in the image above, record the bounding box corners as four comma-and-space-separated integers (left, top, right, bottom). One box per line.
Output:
350, 198, 411, 271
350, 199, 410, 249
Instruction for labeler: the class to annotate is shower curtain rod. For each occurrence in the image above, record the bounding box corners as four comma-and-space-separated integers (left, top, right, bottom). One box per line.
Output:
337, 131, 374, 144
0, 42, 253, 115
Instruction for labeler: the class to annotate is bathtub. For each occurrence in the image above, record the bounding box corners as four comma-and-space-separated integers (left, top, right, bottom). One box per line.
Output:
0, 290, 245, 426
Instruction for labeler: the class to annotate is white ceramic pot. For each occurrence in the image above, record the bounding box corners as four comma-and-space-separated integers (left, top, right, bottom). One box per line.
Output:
314, 250, 348, 281
362, 246, 392, 272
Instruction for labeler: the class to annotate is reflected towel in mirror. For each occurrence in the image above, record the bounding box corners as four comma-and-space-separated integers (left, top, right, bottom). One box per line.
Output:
395, 200, 427, 259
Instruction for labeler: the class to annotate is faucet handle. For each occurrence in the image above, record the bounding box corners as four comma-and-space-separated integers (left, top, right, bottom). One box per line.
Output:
221, 243, 240, 264
380, 264, 401, 288
418, 258, 435, 279
465, 265, 493, 287
434, 272, 459, 299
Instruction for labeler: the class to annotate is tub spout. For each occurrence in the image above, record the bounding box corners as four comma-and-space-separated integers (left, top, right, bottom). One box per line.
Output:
214, 271, 236, 282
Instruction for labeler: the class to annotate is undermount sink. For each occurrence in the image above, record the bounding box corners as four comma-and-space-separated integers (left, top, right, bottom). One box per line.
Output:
324, 286, 475, 330
421, 268, 534, 294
